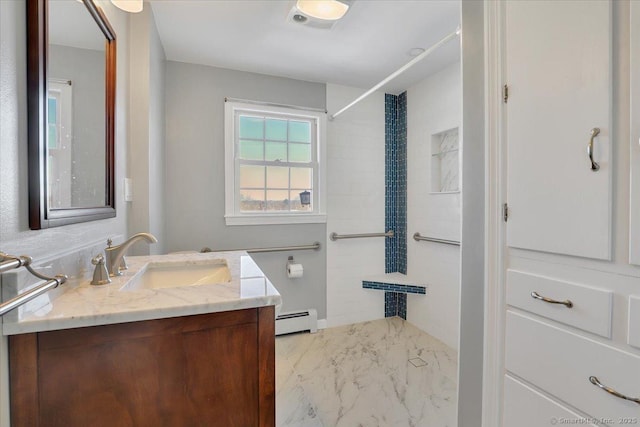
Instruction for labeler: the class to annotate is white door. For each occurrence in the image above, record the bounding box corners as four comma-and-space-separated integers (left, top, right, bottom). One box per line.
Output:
505, 0, 612, 260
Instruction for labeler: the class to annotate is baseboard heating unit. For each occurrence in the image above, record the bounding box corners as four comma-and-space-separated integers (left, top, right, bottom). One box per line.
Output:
275, 309, 318, 336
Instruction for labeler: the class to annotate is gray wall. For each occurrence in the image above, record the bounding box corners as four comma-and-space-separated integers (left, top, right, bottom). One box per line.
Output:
49, 44, 105, 207
129, 7, 166, 255
148, 10, 166, 256
164, 61, 327, 319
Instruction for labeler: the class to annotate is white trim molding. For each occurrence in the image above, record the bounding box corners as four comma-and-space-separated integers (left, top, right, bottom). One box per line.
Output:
483, 1, 506, 427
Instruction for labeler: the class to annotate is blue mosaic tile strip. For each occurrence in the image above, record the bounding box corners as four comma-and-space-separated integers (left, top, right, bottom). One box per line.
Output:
384, 93, 408, 275
397, 92, 407, 275
362, 281, 426, 295
398, 293, 407, 320
385, 94, 398, 275
385, 292, 398, 318
383, 92, 409, 319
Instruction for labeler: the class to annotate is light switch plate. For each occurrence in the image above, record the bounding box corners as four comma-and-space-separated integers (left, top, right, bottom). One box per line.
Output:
124, 178, 133, 202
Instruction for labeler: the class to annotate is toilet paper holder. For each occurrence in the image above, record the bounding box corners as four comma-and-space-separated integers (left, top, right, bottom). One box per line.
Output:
286, 256, 304, 279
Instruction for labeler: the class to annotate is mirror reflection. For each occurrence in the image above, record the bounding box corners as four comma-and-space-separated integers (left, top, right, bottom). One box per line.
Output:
48, 0, 106, 209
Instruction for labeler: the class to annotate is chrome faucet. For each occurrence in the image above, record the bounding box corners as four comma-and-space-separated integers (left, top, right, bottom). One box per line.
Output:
105, 232, 158, 276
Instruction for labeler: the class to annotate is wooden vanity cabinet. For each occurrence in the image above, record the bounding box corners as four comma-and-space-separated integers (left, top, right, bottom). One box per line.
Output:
9, 306, 275, 427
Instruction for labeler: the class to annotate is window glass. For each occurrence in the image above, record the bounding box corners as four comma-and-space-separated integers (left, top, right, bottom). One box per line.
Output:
239, 116, 263, 139
265, 141, 287, 162
239, 140, 263, 160
239, 165, 264, 188
266, 166, 289, 189
266, 190, 290, 211
290, 167, 312, 189
289, 120, 310, 143
288, 143, 311, 163
265, 118, 287, 141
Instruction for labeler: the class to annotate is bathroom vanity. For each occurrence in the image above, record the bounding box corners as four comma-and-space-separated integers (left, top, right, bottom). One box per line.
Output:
4, 251, 281, 427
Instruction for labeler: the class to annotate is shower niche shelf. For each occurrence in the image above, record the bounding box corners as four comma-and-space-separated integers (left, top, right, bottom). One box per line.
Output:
430, 127, 460, 194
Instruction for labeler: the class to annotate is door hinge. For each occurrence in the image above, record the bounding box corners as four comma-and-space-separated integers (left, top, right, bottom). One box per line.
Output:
503, 203, 509, 222
503, 84, 509, 103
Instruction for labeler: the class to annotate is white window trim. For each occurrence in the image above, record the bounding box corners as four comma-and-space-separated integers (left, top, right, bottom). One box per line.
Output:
224, 100, 327, 226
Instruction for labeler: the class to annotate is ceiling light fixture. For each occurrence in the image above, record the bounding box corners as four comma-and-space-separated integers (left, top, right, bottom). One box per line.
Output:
111, 0, 143, 13
295, 0, 349, 21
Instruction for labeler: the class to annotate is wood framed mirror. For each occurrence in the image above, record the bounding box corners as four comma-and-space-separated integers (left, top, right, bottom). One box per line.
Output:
27, 0, 116, 230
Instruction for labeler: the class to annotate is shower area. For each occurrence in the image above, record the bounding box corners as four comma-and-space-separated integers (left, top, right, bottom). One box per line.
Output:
276, 24, 462, 427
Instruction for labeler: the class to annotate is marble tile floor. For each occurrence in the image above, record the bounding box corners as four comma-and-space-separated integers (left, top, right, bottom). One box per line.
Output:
276, 317, 458, 427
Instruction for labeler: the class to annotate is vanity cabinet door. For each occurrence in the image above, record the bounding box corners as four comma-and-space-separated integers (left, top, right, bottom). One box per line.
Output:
9, 307, 276, 427
505, 0, 612, 260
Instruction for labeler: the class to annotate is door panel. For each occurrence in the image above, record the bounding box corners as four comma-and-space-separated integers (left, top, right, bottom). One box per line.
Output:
505, 0, 612, 260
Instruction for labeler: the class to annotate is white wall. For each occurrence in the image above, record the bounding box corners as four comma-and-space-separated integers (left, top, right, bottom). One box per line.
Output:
0, 1, 131, 424
406, 62, 461, 350
163, 61, 328, 319
325, 84, 386, 327
129, 7, 166, 255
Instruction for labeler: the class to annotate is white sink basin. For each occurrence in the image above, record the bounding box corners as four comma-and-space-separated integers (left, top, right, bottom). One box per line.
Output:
123, 259, 232, 291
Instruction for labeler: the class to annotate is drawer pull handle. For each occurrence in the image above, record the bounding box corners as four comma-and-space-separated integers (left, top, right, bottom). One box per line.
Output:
530, 291, 573, 308
588, 128, 600, 171
589, 376, 640, 405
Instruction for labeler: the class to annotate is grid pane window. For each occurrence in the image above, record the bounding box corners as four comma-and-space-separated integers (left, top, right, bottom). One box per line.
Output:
236, 111, 317, 214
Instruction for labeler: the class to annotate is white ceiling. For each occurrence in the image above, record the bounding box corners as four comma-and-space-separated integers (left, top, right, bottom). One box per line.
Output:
149, 0, 461, 94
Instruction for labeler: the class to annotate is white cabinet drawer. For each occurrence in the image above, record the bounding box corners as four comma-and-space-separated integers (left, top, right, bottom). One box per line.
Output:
630, 296, 640, 349
504, 375, 599, 427
506, 269, 612, 338
506, 311, 640, 419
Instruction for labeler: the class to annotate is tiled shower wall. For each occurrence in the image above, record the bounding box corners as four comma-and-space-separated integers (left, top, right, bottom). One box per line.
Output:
406, 62, 461, 350
384, 92, 408, 319
326, 84, 386, 327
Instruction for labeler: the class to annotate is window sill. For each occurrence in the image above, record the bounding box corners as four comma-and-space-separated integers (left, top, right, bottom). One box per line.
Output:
225, 214, 327, 226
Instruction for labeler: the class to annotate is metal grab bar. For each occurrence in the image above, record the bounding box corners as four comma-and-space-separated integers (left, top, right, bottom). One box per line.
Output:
201, 242, 321, 254
0, 275, 66, 317
0, 252, 68, 316
330, 230, 394, 241
0, 254, 29, 274
413, 232, 460, 246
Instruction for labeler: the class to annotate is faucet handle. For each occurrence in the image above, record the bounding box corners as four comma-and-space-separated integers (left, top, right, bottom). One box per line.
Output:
91, 254, 111, 286
107, 238, 113, 248
119, 257, 128, 272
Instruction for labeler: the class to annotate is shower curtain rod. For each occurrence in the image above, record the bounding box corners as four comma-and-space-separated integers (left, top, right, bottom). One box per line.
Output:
329, 27, 461, 121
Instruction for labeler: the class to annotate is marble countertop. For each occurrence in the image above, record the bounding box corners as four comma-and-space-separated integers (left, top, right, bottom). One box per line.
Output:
2, 251, 282, 335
